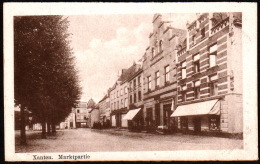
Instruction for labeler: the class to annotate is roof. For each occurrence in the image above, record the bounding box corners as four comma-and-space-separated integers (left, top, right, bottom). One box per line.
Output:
118, 63, 141, 84
87, 99, 96, 108
98, 94, 108, 103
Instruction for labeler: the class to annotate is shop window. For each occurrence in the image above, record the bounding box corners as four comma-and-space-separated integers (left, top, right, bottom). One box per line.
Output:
181, 61, 186, 79
201, 28, 205, 38
181, 117, 188, 129
155, 71, 160, 87
209, 115, 220, 131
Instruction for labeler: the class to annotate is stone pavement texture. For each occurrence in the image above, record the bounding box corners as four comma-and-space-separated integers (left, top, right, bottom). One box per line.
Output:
15, 128, 243, 153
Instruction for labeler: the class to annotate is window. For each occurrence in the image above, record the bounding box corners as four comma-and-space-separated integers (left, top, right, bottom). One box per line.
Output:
180, 117, 188, 129
181, 61, 186, 79
209, 115, 220, 131
155, 71, 160, 87
77, 109, 80, 113
121, 89, 123, 95
130, 95, 132, 104
147, 76, 152, 91
117, 101, 119, 109
117, 91, 119, 98
134, 93, 137, 103
151, 48, 155, 58
159, 40, 163, 52
182, 91, 186, 102
129, 82, 132, 91
133, 79, 136, 89
193, 54, 200, 73
138, 91, 142, 101
111, 103, 113, 110
124, 86, 128, 94
124, 98, 128, 107
165, 65, 170, 83
194, 81, 200, 99
138, 76, 141, 86
201, 28, 205, 38
209, 74, 218, 96
121, 99, 124, 107
209, 44, 217, 67
192, 35, 196, 43
114, 102, 116, 110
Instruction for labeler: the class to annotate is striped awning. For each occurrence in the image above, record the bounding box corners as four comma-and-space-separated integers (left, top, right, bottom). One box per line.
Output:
123, 108, 141, 120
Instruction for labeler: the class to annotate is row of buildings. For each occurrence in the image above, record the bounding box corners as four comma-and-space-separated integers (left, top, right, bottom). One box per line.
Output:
66, 12, 243, 135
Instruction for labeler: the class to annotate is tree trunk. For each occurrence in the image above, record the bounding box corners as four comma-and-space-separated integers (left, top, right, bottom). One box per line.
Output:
41, 120, 47, 139
47, 121, 51, 136
51, 122, 56, 135
20, 105, 27, 145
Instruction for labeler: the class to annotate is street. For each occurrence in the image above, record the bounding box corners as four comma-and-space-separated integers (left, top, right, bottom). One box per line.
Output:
15, 128, 243, 153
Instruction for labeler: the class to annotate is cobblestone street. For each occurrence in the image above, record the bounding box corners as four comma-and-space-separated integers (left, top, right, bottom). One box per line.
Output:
15, 128, 243, 153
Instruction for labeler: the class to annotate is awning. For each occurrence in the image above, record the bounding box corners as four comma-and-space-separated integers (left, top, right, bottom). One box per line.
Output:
123, 108, 141, 120
170, 99, 220, 117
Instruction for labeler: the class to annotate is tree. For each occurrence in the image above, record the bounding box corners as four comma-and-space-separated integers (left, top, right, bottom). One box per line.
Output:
14, 16, 81, 142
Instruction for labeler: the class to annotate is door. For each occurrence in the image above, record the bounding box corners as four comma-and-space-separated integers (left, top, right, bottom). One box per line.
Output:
193, 117, 201, 132
155, 104, 160, 126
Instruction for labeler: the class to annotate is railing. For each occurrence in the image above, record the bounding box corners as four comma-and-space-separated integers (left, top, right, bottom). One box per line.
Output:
211, 17, 229, 35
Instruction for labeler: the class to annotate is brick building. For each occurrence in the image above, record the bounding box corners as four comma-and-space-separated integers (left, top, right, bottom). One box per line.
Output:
171, 12, 242, 134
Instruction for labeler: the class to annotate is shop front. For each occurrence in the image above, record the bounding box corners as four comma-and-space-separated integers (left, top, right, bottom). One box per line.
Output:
123, 108, 143, 131
171, 99, 221, 134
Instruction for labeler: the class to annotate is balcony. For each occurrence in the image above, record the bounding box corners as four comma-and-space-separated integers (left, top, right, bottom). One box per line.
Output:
211, 17, 229, 35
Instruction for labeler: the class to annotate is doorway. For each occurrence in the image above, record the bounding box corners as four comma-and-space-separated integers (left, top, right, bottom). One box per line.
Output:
193, 117, 201, 132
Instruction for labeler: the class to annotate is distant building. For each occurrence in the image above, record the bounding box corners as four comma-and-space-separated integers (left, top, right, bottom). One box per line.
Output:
74, 99, 96, 128
98, 94, 110, 126
88, 104, 100, 128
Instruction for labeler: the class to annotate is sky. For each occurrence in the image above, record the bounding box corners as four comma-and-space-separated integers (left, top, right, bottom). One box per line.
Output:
67, 13, 196, 103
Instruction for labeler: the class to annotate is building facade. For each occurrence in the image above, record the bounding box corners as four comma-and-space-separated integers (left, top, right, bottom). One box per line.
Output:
172, 12, 242, 134
142, 14, 186, 132
125, 64, 144, 131
98, 94, 110, 126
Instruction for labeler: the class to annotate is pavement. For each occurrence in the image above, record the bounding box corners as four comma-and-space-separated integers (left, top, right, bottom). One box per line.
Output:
15, 128, 243, 153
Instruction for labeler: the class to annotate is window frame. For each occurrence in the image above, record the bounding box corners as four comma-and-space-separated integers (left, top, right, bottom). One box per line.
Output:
165, 65, 170, 83
155, 71, 160, 87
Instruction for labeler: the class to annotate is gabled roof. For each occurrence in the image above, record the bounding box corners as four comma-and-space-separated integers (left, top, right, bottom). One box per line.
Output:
87, 98, 96, 108
118, 63, 141, 84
